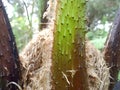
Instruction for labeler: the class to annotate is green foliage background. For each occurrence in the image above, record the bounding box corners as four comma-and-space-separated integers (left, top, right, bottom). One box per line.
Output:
86, 30, 107, 50
87, 0, 120, 51
4, 0, 120, 51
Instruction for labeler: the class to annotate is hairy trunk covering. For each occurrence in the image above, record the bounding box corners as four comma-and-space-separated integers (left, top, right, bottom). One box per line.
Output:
86, 41, 109, 90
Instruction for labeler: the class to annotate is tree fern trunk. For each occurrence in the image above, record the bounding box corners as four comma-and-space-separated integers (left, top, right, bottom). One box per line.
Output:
20, 0, 89, 90
52, 0, 89, 89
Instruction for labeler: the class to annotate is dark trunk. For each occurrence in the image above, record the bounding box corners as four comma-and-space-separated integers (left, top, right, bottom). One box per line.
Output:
0, 0, 21, 90
39, 0, 48, 30
104, 9, 120, 90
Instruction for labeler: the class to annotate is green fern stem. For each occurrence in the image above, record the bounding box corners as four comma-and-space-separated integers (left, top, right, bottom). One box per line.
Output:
52, 0, 88, 90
